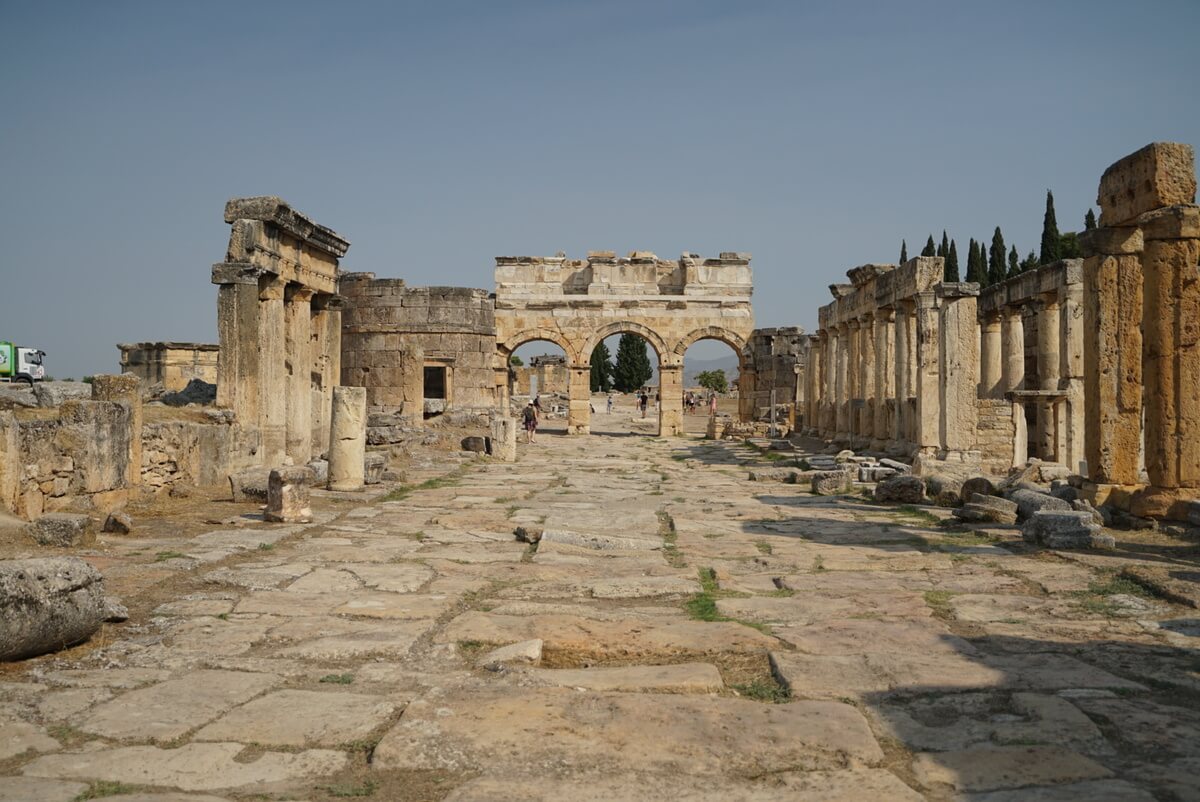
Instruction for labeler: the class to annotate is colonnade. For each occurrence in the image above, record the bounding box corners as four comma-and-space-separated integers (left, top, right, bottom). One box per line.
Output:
213, 198, 350, 467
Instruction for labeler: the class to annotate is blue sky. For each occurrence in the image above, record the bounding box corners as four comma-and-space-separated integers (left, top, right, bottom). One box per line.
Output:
2, 0, 1198, 378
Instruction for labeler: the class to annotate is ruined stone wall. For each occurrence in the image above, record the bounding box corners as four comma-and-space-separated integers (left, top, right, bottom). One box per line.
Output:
118, 343, 219, 391
340, 275, 497, 416
976, 398, 1017, 477
142, 419, 259, 491
743, 327, 808, 426
511, 355, 569, 397
0, 402, 131, 519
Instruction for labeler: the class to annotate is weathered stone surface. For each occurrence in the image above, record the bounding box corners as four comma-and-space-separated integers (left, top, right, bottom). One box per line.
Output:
478, 638, 542, 668
1022, 511, 1114, 549
873, 474, 925, 503
33, 381, 92, 408
373, 689, 882, 773
523, 663, 724, 693
461, 435, 487, 453
960, 476, 997, 502
488, 417, 518, 462
264, 466, 313, 523
954, 494, 1018, 525
329, 386, 366, 491
364, 451, 387, 484
79, 670, 279, 740
228, 469, 269, 502
0, 384, 37, 408
0, 717, 60, 759
22, 743, 346, 791
0, 557, 109, 661
960, 779, 1156, 802
102, 510, 133, 534
195, 689, 396, 746
1098, 141, 1196, 225
1009, 488, 1071, 521
0, 777, 88, 802
27, 513, 93, 547
879, 458, 911, 472
812, 469, 854, 495
924, 473, 964, 505
912, 745, 1111, 792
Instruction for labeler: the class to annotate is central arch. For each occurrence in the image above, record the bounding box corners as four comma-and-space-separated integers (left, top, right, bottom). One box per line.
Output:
585, 322, 667, 437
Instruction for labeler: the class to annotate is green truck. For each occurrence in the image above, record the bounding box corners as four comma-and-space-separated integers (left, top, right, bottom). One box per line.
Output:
0, 342, 47, 384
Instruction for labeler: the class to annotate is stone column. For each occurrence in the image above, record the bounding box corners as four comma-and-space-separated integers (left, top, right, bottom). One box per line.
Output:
845, 320, 860, 441
913, 292, 941, 453
91, 374, 142, 488
567, 364, 591, 435
1080, 225, 1144, 487
937, 285, 979, 458
893, 303, 909, 443
834, 325, 849, 439
489, 417, 517, 462
310, 294, 343, 456
873, 308, 895, 450
807, 335, 823, 435
658, 364, 684, 436
1058, 280, 1086, 474
1001, 304, 1025, 393
328, 386, 366, 491
825, 330, 838, 437
1136, 206, 1200, 518
1035, 295, 1061, 461
859, 314, 875, 443
980, 312, 1003, 399
259, 275, 288, 466
285, 285, 315, 465
213, 266, 265, 423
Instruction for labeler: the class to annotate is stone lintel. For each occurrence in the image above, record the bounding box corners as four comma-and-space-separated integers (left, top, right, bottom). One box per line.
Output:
312, 293, 345, 312
212, 261, 274, 286
935, 281, 980, 299
1098, 142, 1196, 227
847, 263, 895, 288
829, 284, 854, 298
116, 341, 220, 352
976, 259, 1083, 315
1007, 389, 1067, 400
224, 196, 351, 258
1078, 226, 1144, 257
1136, 204, 1200, 240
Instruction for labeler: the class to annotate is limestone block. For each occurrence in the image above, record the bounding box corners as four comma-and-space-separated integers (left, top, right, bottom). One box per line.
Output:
811, 469, 854, 495
264, 467, 313, 523
1022, 510, 1114, 550
32, 382, 91, 408
364, 452, 387, 485
328, 386, 366, 491
478, 639, 543, 669
959, 476, 997, 502
954, 494, 1018, 525
873, 475, 925, 503
1009, 488, 1072, 522
102, 511, 133, 534
229, 469, 270, 503
489, 417, 517, 462
924, 474, 963, 506
461, 436, 487, 453
1098, 142, 1196, 226
27, 513, 93, 547
0, 557, 111, 660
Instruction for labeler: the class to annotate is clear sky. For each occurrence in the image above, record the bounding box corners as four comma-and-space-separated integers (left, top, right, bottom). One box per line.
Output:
3, 0, 1198, 379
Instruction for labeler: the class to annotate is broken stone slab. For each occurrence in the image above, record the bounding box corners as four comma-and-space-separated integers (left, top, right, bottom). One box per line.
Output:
0, 777, 90, 802
747, 467, 800, 482
873, 475, 925, 504
1009, 488, 1072, 521
924, 474, 964, 506
538, 529, 661, 551
1022, 511, 1115, 550
953, 494, 1018, 525
33, 381, 91, 408
194, 689, 397, 747
229, 469, 269, 503
1071, 498, 1105, 527
911, 745, 1112, 793
364, 452, 387, 485
0, 384, 37, 409
859, 466, 897, 482
27, 513, 94, 548
522, 663, 724, 694
461, 436, 487, 453
812, 469, 855, 495
264, 467, 313, 524
0, 558, 117, 661
102, 511, 133, 534
478, 638, 543, 669
879, 458, 911, 473
21, 742, 347, 792
960, 476, 997, 502
306, 458, 329, 484
160, 378, 216, 407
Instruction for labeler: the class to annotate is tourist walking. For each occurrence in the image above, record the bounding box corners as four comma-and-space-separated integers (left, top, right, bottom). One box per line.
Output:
606, 393, 614, 414
522, 399, 539, 443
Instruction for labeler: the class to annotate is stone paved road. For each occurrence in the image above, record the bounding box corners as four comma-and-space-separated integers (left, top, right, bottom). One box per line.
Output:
2, 416, 1198, 801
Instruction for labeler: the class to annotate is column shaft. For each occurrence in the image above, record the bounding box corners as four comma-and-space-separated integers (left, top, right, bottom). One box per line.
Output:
259, 276, 288, 466
285, 285, 315, 465
893, 304, 909, 442
938, 291, 979, 455
913, 292, 941, 452
659, 364, 684, 436
567, 365, 591, 435
859, 315, 875, 442
1058, 283, 1086, 474
1001, 305, 1026, 393
874, 310, 895, 448
1036, 297, 1061, 461
980, 313, 1003, 398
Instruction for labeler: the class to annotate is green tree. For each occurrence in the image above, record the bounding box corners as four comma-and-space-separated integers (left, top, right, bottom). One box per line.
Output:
1019, 250, 1039, 272
589, 341, 613, 392
899, 240, 908, 264
944, 239, 960, 282
965, 239, 986, 284
1058, 231, 1082, 259
1084, 209, 1097, 230
988, 227, 1007, 286
1040, 190, 1060, 265
921, 235, 936, 257
509, 354, 523, 367
1007, 245, 1020, 278
612, 334, 653, 393
938, 231, 949, 259
696, 370, 728, 394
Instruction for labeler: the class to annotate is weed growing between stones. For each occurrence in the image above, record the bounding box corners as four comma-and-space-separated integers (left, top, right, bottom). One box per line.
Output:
320, 779, 378, 798
320, 673, 354, 684
923, 590, 955, 620
155, 550, 186, 561
685, 567, 772, 634
731, 678, 791, 703
894, 505, 941, 527
755, 540, 773, 555
73, 782, 138, 801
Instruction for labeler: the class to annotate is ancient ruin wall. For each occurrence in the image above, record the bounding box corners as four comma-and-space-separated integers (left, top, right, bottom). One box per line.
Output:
340, 275, 497, 416
742, 327, 808, 428
117, 342, 219, 392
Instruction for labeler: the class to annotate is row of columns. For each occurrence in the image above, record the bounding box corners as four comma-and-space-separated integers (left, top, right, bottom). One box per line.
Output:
807, 283, 981, 460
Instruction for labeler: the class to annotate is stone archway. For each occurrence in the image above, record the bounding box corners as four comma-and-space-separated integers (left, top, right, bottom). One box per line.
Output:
493, 329, 578, 414
673, 326, 752, 432
493, 250, 754, 435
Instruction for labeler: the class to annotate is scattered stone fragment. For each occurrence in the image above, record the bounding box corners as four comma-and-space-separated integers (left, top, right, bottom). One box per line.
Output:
1022, 511, 1115, 550
101, 510, 133, 534
228, 469, 269, 503
478, 638, 543, 669
27, 513, 93, 547
954, 494, 1018, 525
812, 469, 854, 495
879, 458, 911, 473
0, 557, 111, 661
364, 451, 387, 484
960, 476, 997, 502
873, 475, 925, 503
1009, 488, 1072, 521
924, 474, 964, 506
264, 466, 313, 523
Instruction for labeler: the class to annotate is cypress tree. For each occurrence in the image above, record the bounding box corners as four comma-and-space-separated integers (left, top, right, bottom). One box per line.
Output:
1059, 231, 1082, 259
1020, 250, 1038, 272
939, 231, 949, 259
1040, 190, 1060, 264
899, 240, 908, 264
988, 227, 1007, 286
589, 341, 613, 392
612, 333, 653, 393
921, 235, 936, 257
1007, 245, 1020, 278
964, 239, 979, 283
945, 239, 960, 282
1084, 209, 1097, 230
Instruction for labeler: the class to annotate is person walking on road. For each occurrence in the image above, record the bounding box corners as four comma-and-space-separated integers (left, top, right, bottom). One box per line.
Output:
522, 399, 539, 443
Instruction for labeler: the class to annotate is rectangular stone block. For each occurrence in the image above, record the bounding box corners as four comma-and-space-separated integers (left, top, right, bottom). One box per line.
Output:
1098, 142, 1196, 226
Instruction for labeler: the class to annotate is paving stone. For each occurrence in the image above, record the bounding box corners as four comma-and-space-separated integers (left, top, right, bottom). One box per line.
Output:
195, 689, 398, 746
0, 777, 88, 802
912, 746, 1112, 791
21, 743, 346, 791
523, 663, 723, 693
79, 670, 279, 741
478, 638, 543, 667
335, 562, 434, 592
0, 718, 59, 759
285, 567, 362, 593
959, 779, 1156, 801
333, 593, 453, 619
374, 689, 882, 774
36, 687, 113, 719
275, 620, 433, 659
584, 575, 698, 598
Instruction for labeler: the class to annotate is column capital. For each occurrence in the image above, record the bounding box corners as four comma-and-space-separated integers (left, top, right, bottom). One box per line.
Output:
1137, 204, 1200, 241
259, 275, 287, 301
876, 307, 896, 323
212, 261, 275, 286
1079, 225, 1143, 256
285, 284, 316, 303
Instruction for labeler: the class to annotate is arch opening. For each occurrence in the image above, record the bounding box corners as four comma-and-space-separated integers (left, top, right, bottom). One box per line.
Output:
681, 337, 747, 436
589, 331, 662, 437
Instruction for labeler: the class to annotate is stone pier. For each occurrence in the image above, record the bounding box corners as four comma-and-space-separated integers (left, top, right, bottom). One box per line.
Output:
212, 197, 349, 467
